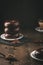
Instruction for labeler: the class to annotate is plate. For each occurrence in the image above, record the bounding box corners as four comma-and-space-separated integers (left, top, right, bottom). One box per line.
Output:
0, 33, 24, 41
30, 50, 43, 61
35, 27, 43, 32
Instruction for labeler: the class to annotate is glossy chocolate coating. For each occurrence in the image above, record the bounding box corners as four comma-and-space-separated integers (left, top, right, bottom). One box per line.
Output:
35, 48, 43, 59
4, 20, 20, 38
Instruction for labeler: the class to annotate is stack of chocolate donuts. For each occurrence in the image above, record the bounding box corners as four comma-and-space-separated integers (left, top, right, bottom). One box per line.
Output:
4, 20, 20, 39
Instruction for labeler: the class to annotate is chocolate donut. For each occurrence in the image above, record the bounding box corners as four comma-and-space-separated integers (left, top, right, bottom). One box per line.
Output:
35, 48, 43, 59
4, 20, 20, 38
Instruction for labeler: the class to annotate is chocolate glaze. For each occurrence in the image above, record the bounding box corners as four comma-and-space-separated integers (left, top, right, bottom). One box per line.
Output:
4, 20, 20, 38
35, 48, 43, 59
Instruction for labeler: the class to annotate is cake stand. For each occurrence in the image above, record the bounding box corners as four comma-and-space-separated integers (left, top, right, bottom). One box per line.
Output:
30, 50, 43, 61
35, 27, 43, 32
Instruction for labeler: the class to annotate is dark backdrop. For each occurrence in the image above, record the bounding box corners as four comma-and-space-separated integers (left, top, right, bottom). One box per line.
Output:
0, 0, 43, 32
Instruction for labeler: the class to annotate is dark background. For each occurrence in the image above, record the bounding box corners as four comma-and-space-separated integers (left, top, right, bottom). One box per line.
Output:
0, 0, 43, 32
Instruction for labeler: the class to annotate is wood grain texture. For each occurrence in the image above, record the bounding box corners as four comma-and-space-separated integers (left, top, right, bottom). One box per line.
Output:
0, 30, 43, 65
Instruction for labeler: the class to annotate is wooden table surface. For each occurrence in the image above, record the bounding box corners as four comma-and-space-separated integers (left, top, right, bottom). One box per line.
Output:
0, 30, 43, 65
